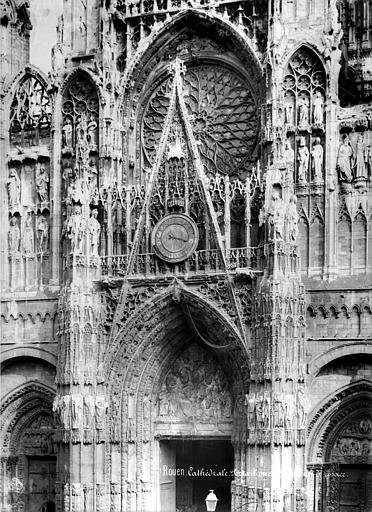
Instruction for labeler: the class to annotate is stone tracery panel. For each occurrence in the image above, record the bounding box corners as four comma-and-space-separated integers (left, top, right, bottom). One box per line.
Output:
9, 76, 52, 147
141, 63, 259, 179
7, 75, 52, 291
283, 47, 326, 187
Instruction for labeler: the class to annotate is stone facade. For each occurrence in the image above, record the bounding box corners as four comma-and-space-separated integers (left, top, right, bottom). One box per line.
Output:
1, 0, 372, 511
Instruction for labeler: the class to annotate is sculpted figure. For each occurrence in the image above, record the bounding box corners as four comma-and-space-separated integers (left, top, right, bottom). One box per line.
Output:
62, 118, 73, 147
355, 134, 368, 179
337, 135, 354, 182
284, 138, 295, 168
83, 396, 95, 427
313, 91, 324, 124
287, 195, 299, 243
297, 387, 306, 429
311, 137, 324, 182
75, 115, 87, 146
284, 101, 293, 125
297, 137, 309, 183
71, 395, 83, 429
7, 169, 21, 206
268, 191, 284, 240
22, 215, 35, 254
87, 115, 98, 145
36, 215, 49, 253
88, 209, 100, 256
298, 97, 309, 126
8, 216, 20, 254
95, 397, 108, 428
65, 205, 84, 254
36, 164, 49, 202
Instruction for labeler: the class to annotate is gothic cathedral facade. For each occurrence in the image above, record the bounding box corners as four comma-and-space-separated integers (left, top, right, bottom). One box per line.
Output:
1, 0, 372, 511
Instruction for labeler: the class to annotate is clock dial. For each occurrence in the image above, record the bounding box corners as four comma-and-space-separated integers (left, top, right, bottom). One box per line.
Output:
152, 214, 199, 263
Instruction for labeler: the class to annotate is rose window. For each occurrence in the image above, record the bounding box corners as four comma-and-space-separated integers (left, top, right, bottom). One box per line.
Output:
141, 64, 258, 178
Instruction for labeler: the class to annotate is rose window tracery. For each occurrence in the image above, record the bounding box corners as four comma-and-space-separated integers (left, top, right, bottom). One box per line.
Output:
9, 76, 52, 146
141, 64, 258, 178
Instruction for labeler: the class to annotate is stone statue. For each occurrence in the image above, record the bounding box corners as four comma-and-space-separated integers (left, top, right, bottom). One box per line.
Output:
36, 164, 49, 202
36, 215, 49, 253
71, 395, 83, 429
65, 205, 84, 254
297, 137, 309, 183
337, 135, 354, 182
87, 115, 98, 145
76, 115, 87, 146
297, 387, 306, 429
313, 92, 324, 125
95, 397, 108, 428
83, 396, 95, 427
22, 215, 35, 254
284, 138, 295, 168
88, 209, 100, 256
311, 138, 324, 182
62, 118, 73, 147
8, 216, 20, 254
268, 191, 284, 240
298, 97, 309, 126
287, 195, 298, 243
7, 169, 21, 206
355, 134, 368, 180
284, 101, 293, 125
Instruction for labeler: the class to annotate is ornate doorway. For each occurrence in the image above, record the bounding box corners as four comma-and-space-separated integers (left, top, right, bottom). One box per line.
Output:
159, 439, 234, 512
307, 382, 372, 512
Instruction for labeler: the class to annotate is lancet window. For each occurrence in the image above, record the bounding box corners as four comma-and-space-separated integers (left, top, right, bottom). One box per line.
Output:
283, 47, 326, 186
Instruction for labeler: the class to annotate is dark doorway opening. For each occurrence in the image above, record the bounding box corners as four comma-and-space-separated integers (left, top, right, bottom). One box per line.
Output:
160, 439, 234, 512
338, 465, 372, 511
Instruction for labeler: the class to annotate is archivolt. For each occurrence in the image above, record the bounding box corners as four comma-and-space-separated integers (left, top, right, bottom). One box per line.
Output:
106, 286, 250, 402
306, 380, 372, 463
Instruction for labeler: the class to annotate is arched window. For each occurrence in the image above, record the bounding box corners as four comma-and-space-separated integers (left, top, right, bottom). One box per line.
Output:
62, 75, 99, 150
283, 47, 326, 185
9, 76, 52, 147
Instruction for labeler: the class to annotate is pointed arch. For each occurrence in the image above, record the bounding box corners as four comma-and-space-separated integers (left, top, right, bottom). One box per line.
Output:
353, 212, 367, 272
120, 9, 263, 113
337, 213, 352, 274
8, 69, 53, 147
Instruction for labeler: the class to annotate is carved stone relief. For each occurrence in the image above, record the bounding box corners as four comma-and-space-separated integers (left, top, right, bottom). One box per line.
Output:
156, 344, 232, 422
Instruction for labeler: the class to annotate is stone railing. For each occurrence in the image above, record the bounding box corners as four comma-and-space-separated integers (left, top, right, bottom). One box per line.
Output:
121, 0, 255, 19
100, 247, 258, 278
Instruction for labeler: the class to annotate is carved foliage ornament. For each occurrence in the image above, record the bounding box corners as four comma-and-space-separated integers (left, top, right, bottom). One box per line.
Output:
142, 64, 258, 178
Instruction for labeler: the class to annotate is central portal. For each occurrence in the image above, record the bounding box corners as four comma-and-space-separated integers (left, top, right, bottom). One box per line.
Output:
159, 439, 234, 512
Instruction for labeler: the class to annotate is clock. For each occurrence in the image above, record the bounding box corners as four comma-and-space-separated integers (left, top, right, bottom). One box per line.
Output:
151, 213, 199, 263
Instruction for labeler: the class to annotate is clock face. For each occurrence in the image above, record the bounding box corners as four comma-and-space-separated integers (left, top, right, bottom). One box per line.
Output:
151, 214, 199, 263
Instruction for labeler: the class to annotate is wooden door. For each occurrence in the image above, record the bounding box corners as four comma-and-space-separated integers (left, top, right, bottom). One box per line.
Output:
27, 457, 56, 512
339, 466, 372, 512
159, 441, 176, 512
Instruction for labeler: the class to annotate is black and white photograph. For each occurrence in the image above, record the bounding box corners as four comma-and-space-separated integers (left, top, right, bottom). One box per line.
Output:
0, 0, 372, 511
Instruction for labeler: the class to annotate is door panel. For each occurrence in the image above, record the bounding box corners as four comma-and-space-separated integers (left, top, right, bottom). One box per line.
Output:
27, 458, 56, 512
160, 442, 176, 512
339, 466, 372, 512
